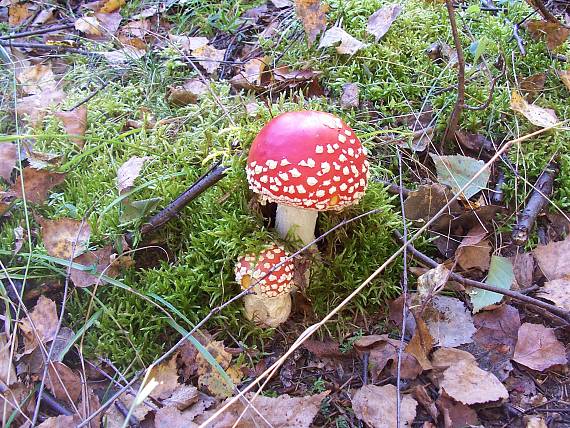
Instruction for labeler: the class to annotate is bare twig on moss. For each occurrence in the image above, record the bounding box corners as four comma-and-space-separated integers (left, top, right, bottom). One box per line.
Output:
125, 163, 228, 244
114, 400, 141, 428
39, 391, 74, 417
393, 230, 570, 323
513, 23, 527, 55
65, 79, 112, 112
512, 160, 559, 246
0, 40, 94, 55
0, 23, 76, 40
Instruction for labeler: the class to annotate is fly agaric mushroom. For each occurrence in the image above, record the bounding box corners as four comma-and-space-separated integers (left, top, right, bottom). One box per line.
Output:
246, 110, 369, 246
235, 245, 294, 327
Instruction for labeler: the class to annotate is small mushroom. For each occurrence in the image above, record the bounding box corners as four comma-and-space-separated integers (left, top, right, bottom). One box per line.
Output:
235, 245, 294, 327
246, 110, 369, 246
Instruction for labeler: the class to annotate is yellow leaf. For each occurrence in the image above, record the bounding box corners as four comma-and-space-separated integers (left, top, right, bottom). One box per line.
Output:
560, 70, 570, 92
99, 0, 126, 13
510, 91, 558, 128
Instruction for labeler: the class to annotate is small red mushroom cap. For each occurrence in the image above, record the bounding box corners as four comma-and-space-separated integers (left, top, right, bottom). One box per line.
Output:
235, 245, 294, 298
246, 110, 369, 211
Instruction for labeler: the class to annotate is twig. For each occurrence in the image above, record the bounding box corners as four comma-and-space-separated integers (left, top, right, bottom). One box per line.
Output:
393, 230, 570, 323
395, 149, 409, 428
373, 179, 410, 197
114, 399, 141, 428
0, 40, 94, 55
491, 166, 505, 204
513, 23, 526, 55
65, 80, 112, 112
512, 160, 559, 246
525, 0, 569, 27
441, 0, 466, 147
125, 164, 227, 244
0, 23, 76, 40
39, 390, 73, 417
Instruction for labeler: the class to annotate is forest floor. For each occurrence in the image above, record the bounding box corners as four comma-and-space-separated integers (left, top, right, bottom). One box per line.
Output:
0, 0, 569, 426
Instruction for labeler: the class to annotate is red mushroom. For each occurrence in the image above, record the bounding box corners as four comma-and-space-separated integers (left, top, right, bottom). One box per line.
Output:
235, 244, 294, 327
246, 110, 369, 246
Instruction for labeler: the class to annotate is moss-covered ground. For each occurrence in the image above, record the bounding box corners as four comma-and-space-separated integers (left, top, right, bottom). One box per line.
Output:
1, 0, 569, 371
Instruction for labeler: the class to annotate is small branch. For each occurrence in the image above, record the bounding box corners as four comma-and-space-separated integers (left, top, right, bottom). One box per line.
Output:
37, 389, 73, 417
441, 0, 466, 147
0, 23, 76, 40
114, 399, 141, 428
373, 179, 410, 198
0, 41, 94, 55
491, 166, 505, 205
393, 230, 570, 323
512, 160, 559, 246
513, 23, 526, 55
525, 0, 569, 27
125, 164, 227, 243
65, 79, 113, 112
463, 60, 505, 111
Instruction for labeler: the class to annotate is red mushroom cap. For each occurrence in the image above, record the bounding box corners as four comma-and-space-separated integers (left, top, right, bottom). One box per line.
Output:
235, 245, 294, 298
246, 110, 369, 211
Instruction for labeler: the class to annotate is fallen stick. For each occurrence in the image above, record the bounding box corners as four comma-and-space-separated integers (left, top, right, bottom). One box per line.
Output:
0, 23, 76, 40
511, 160, 558, 246
0, 40, 94, 55
393, 230, 570, 323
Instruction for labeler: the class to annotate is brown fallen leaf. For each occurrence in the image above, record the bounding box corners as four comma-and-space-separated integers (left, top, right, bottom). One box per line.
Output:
366, 4, 402, 41
473, 305, 521, 357
440, 359, 508, 405
319, 27, 366, 55
13, 225, 25, 254
561, 70, 570, 91
36, 415, 78, 427
77, 388, 102, 428
116, 156, 151, 194
533, 234, 570, 280
16, 87, 65, 128
0, 143, 18, 182
12, 167, 66, 204
455, 224, 491, 271
230, 57, 268, 90
423, 295, 476, 347
155, 406, 200, 428
19, 296, 59, 354
192, 44, 226, 75
0, 333, 17, 386
341, 83, 359, 109
75, 12, 122, 39
510, 251, 535, 289
198, 365, 242, 399
417, 263, 450, 298
455, 131, 493, 153
196, 391, 329, 427
99, 0, 126, 13
71, 245, 120, 287
520, 73, 546, 102
31, 8, 56, 27
536, 277, 570, 310
294, 0, 327, 46
17, 64, 55, 95
525, 20, 570, 50
435, 392, 479, 428
412, 385, 439, 422
352, 384, 417, 428
117, 19, 151, 49
405, 316, 433, 371
168, 79, 209, 106
39, 217, 90, 259
47, 361, 82, 404
55, 106, 88, 148
0, 191, 16, 216
102, 392, 153, 428
431, 347, 477, 372
8, 2, 31, 26
168, 35, 210, 53
403, 183, 462, 223
100, 46, 146, 64
524, 415, 548, 428
146, 353, 180, 400
162, 385, 199, 410
513, 323, 567, 371
272, 67, 322, 93
510, 91, 558, 128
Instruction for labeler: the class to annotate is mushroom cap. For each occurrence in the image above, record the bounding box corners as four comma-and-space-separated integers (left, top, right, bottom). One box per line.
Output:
246, 110, 369, 211
235, 245, 294, 298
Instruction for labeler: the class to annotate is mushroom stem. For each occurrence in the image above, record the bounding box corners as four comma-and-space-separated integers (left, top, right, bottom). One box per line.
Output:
275, 204, 318, 247
243, 292, 292, 328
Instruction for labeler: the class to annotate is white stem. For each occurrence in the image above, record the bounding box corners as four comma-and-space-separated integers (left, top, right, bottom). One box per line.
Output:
275, 204, 318, 247
243, 293, 292, 328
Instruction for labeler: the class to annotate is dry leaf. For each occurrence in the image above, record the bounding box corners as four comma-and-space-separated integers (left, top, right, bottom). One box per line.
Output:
19, 296, 59, 354
116, 156, 151, 194
417, 263, 450, 298
536, 277, 570, 310
272, 67, 322, 93
55, 106, 87, 148
168, 79, 208, 105
39, 217, 90, 259
510, 91, 558, 128
520, 73, 546, 102
16, 87, 65, 127
294, 0, 327, 45
9, 2, 31, 26
0, 191, 16, 216
473, 305, 521, 357
513, 323, 567, 371
47, 361, 82, 403
533, 234, 570, 280
230, 57, 268, 90
423, 295, 476, 347
440, 359, 508, 404
430, 153, 490, 199
17, 64, 55, 95
0, 143, 18, 181
13, 225, 25, 254
77, 389, 102, 428
192, 45, 226, 75
146, 353, 180, 400
319, 27, 366, 55
510, 251, 535, 289
155, 406, 200, 428
99, 0, 125, 13
405, 316, 433, 371
103, 392, 153, 428
71, 245, 120, 287
37, 415, 78, 428
435, 392, 479, 428
12, 167, 66, 204
525, 20, 570, 50
525, 415, 548, 428
75, 16, 103, 36
196, 391, 329, 428
341, 83, 359, 109
198, 365, 242, 398
168, 35, 209, 53
455, 224, 491, 271
31, 8, 56, 26
162, 385, 199, 410
455, 131, 493, 152
366, 4, 402, 41
352, 384, 417, 428
100, 46, 146, 64
431, 347, 477, 373
403, 183, 462, 222
75, 12, 121, 39
0, 333, 17, 386
560, 70, 570, 91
